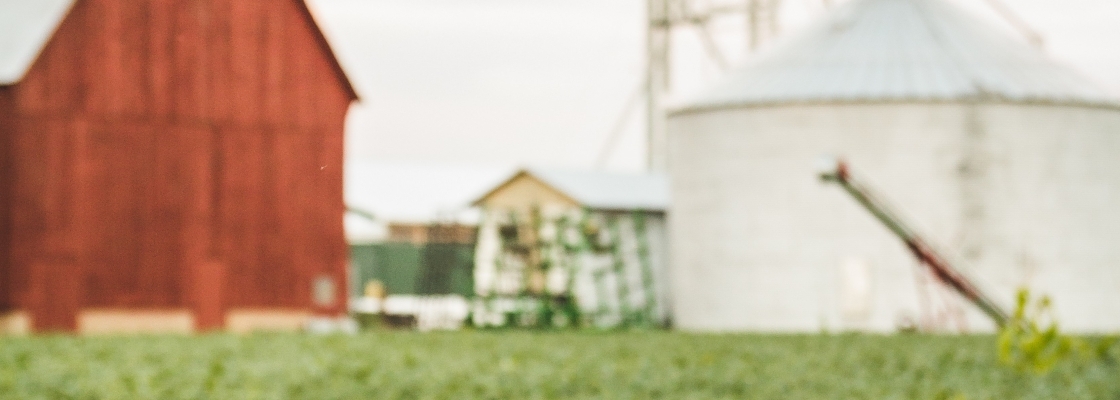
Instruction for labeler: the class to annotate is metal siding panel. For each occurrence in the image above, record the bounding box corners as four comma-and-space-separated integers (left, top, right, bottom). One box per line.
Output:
12, 119, 85, 330
215, 125, 264, 308
288, 0, 318, 129
279, 127, 321, 309
28, 261, 82, 331
207, 0, 234, 123
0, 89, 13, 310
147, 0, 174, 119
316, 121, 349, 314
83, 122, 152, 307
95, 0, 128, 116
120, 1, 151, 117
230, 0, 264, 126
5, 120, 40, 311
262, 2, 287, 126
171, 0, 209, 121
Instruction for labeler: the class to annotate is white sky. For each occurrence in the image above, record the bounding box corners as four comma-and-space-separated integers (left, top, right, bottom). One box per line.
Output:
309, 0, 1120, 173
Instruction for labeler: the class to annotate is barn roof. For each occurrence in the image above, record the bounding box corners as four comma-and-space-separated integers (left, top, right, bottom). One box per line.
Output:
477, 168, 670, 212
0, 0, 74, 85
674, 0, 1120, 113
0, 0, 359, 99
299, 0, 360, 101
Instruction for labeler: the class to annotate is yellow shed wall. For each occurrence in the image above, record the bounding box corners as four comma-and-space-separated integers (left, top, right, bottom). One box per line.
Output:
476, 174, 580, 215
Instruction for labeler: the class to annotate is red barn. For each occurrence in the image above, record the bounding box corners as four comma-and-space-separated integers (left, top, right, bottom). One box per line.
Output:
0, 0, 357, 333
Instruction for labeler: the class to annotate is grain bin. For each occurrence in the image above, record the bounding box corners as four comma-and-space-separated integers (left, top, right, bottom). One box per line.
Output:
667, 0, 1120, 332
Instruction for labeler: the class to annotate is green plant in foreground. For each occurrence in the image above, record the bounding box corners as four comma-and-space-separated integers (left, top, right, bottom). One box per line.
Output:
998, 288, 1117, 374
3, 333, 1120, 399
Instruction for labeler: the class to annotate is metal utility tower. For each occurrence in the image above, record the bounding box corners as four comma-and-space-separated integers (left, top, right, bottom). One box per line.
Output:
638, 0, 1041, 171
645, 0, 781, 171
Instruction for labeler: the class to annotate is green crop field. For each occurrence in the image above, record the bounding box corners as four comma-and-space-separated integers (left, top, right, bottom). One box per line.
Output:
1, 332, 1117, 399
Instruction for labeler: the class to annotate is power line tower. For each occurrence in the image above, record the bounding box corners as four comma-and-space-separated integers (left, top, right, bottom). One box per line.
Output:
611, 0, 1041, 172
646, 0, 781, 171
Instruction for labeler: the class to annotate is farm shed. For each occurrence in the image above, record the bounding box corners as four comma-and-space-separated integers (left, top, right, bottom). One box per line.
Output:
471, 168, 670, 328
0, 0, 358, 333
667, 0, 1120, 332
344, 161, 510, 298
344, 161, 508, 329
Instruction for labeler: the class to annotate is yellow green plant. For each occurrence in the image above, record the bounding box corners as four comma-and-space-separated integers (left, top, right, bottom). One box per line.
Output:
998, 288, 1117, 374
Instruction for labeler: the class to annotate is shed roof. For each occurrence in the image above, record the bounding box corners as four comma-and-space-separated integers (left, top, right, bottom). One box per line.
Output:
0, 0, 359, 99
477, 168, 670, 212
0, 0, 74, 85
674, 0, 1120, 113
345, 161, 511, 224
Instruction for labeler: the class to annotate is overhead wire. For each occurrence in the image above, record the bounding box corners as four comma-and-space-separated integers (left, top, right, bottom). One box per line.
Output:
978, 0, 1044, 48
595, 81, 646, 169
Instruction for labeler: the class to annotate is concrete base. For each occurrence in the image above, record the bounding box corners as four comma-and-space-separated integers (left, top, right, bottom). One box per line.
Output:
0, 308, 328, 335
225, 309, 311, 334
77, 309, 195, 334
0, 311, 31, 335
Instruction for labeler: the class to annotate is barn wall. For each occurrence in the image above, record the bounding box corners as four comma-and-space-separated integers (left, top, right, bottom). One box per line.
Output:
12, 0, 351, 128
6, 0, 352, 331
668, 102, 1120, 333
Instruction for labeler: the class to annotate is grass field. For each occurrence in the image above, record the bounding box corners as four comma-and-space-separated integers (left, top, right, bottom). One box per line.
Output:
1, 331, 1117, 399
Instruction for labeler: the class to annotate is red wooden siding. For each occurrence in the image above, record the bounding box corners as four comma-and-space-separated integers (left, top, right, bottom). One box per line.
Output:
0, 0, 354, 331
0, 88, 13, 312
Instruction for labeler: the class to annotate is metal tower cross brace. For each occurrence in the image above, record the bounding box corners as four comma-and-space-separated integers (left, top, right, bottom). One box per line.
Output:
645, 0, 780, 171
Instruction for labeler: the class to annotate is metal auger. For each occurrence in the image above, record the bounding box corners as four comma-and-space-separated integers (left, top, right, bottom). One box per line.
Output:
818, 157, 1010, 328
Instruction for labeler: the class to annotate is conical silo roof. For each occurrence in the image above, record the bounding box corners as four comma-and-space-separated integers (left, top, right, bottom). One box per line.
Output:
674, 0, 1120, 113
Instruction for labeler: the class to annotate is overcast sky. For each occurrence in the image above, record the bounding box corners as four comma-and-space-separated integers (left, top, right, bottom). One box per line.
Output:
309, 0, 1120, 173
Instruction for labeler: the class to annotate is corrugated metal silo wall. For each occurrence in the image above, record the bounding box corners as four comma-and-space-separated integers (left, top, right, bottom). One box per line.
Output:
668, 103, 1120, 333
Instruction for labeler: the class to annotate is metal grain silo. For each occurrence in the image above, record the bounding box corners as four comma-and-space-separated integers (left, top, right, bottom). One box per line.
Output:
667, 0, 1120, 332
